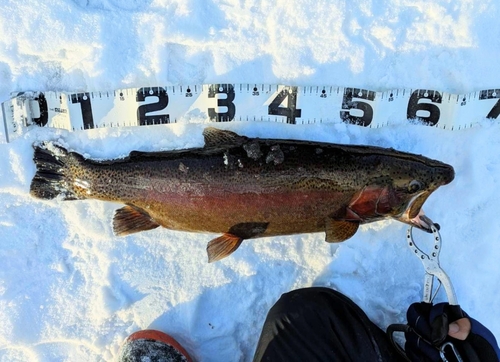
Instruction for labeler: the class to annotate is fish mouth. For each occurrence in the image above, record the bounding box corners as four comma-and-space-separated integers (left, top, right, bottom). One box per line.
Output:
395, 191, 434, 232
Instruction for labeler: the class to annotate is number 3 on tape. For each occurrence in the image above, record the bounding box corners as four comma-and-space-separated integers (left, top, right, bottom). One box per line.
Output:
208, 84, 235, 122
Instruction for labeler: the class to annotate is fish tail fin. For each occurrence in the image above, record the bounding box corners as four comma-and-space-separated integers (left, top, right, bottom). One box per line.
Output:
30, 143, 85, 200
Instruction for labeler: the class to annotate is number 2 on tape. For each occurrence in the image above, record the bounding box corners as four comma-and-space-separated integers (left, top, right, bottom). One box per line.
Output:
136, 87, 170, 125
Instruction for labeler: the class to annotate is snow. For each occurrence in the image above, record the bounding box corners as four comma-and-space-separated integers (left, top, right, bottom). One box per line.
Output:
1, 0, 500, 361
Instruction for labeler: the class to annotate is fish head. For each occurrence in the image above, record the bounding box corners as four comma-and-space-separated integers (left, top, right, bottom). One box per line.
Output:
346, 151, 454, 232
385, 154, 455, 232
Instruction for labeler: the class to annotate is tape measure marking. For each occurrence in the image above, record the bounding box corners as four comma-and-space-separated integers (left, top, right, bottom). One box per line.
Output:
3, 84, 500, 142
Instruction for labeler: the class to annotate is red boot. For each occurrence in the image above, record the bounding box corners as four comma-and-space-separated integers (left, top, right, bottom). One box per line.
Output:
118, 330, 193, 362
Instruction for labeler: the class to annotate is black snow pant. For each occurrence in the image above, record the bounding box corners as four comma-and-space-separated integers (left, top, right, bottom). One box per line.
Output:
252, 287, 406, 362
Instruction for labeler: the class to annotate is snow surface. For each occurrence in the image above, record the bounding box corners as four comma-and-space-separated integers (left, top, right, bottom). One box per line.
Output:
1, 0, 500, 361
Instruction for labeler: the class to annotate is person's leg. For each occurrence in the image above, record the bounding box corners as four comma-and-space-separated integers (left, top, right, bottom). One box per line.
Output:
253, 287, 405, 362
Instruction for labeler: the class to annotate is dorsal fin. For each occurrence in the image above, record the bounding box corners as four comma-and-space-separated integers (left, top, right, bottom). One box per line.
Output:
202, 127, 247, 148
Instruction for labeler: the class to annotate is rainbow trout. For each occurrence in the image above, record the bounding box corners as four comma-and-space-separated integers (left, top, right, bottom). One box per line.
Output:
30, 128, 454, 262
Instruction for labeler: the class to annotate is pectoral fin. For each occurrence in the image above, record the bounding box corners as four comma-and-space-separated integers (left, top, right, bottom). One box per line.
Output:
113, 205, 160, 236
207, 234, 243, 263
325, 219, 359, 243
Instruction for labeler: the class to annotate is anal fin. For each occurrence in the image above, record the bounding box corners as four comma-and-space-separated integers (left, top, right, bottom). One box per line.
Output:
325, 219, 360, 243
207, 234, 243, 263
113, 205, 160, 236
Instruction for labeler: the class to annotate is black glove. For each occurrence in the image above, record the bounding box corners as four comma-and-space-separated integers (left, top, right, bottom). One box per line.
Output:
404, 302, 500, 362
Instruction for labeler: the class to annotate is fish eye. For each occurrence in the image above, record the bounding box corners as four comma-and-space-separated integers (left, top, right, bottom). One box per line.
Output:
408, 180, 423, 193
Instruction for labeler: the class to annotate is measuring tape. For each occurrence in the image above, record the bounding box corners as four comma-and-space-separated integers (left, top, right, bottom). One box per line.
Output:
2, 84, 500, 142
